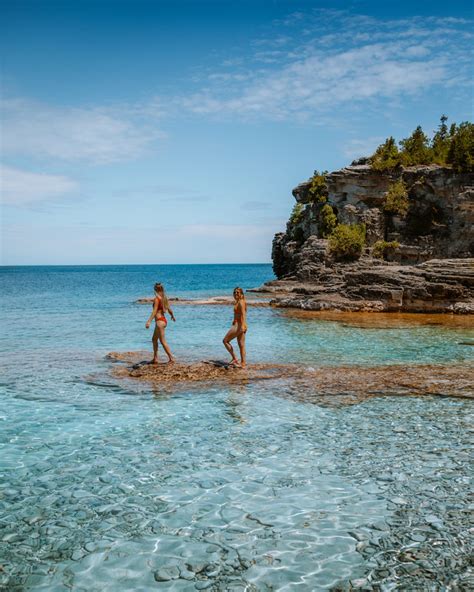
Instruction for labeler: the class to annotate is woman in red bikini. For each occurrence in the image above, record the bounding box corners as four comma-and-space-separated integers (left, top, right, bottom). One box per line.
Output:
145, 283, 176, 364
223, 287, 247, 368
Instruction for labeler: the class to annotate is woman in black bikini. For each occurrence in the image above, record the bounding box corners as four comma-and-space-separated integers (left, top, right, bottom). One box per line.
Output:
223, 287, 247, 368
145, 283, 175, 364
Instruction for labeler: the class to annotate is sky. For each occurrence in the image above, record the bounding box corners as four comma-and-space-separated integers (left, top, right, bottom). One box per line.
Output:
1, 0, 472, 265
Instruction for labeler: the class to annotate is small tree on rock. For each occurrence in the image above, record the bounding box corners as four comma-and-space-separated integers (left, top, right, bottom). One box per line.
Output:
370, 137, 401, 171
383, 180, 409, 217
399, 126, 432, 166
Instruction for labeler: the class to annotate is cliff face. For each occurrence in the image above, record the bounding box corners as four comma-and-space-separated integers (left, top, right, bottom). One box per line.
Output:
267, 164, 474, 313
273, 164, 474, 279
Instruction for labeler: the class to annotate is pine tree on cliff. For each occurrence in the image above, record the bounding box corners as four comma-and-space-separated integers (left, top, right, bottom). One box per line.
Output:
431, 115, 450, 164
399, 126, 432, 165
447, 122, 474, 173
370, 137, 401, 170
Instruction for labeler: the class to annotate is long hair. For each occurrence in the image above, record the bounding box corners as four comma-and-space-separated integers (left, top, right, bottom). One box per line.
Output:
154, 283, 169, 311
233, 286, 245, 303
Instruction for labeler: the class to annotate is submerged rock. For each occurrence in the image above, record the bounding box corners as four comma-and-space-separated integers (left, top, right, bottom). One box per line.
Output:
104, 352, 473, 404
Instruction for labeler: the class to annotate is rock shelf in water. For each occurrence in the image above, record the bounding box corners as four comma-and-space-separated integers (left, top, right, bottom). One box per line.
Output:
106, 352, 473, 403
135, 296, 269, 306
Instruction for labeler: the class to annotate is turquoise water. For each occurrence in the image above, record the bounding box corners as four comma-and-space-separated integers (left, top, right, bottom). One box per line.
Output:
1, 265, 473, 590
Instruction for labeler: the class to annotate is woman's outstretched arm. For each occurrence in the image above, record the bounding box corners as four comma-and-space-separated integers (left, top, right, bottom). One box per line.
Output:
168, 305, 176, 322
146, 298, 159, 328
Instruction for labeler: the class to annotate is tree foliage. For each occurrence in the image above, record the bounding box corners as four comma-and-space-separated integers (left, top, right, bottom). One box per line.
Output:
371, 137, 401, 171
369, 116, 473, 173
308, 170, 329, 203
431, 115, 450, 164
289, 202, 304, 226
447, 122, 474, 173
383, 180, 409, 216
319, 204, 337, 238
328, 224, 366, 261
372, 240, 400, 260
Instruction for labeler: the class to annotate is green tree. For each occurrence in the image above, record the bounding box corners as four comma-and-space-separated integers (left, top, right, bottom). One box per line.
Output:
319, 204, 337, 238
383, 180, 409, 216
289, 202, 305, 226
431, 115, 450, 164
447, 122, 474, 173
308, 170, 329, 203
370, 137, 401, 171
399, 126, 433, 165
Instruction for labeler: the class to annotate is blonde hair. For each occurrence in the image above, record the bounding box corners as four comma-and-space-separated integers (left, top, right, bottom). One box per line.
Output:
154, 283, 169, 311
233, 286, 245, 301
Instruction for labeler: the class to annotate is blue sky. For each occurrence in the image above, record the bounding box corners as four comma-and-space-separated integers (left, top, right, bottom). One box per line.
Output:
1, 0, 472, 264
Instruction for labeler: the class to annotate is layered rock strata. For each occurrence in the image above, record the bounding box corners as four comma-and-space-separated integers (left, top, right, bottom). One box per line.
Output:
258, 258, 474, 313
267, 164, 474, 313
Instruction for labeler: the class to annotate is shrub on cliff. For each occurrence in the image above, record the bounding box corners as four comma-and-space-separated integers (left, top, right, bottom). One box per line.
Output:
308, 170, 329, 203
289, 202, 304, 226
372, 240, 400, 260
328, 224, 366, 260
319, 204, 337, 238
447, 122, 474, 173
370, 137, 401, 171
383, 180, 409, 216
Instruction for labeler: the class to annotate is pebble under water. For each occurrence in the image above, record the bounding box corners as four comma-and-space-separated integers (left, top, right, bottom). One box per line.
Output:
1, 265, 473, 591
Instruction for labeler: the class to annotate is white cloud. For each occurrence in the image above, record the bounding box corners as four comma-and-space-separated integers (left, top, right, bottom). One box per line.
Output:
169, 12, 473, 122
0, 164, 78, 205
1, 98, 161, 164
343, 137, 385, 160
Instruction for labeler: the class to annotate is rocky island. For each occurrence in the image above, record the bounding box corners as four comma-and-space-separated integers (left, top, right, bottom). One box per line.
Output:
255, 121, 474, 313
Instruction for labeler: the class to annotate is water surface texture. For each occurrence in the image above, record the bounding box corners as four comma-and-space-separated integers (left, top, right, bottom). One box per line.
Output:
1, 265, 473, 591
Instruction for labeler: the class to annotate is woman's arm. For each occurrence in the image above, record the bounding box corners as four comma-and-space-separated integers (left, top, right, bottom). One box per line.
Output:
145, 298, 159, 328
239, 301, 247, 332
168, 305, 176, 322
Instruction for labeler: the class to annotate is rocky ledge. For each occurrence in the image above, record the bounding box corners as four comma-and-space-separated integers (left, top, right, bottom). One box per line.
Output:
254, 258, 474, 313
135, 296, 269, 306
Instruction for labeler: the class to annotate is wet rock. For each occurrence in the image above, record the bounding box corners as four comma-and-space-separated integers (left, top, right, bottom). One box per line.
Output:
71, 549, 86, 561
195, 581, 212, 590
154, 566, 180, 581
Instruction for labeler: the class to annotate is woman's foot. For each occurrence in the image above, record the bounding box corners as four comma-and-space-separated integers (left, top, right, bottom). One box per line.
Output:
229, 359, 241, 367
167, 357, 175, 364
151, 358, 158, 365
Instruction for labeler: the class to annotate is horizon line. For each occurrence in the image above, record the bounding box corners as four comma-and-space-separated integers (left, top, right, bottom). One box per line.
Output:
0, 262, 272, 268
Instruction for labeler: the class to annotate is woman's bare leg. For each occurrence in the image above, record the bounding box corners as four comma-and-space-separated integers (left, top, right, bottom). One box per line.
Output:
152, 325, 160, 364
237, 331, 246, 368
223, 326, 239, 364
157, 321, 174, 362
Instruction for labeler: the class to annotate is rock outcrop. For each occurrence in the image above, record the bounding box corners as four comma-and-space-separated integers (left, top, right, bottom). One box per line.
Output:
266, 164, 474, 313
104, 352, 473, 403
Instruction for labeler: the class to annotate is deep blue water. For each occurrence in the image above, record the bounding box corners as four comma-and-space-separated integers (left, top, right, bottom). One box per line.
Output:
0, 264, 472, 591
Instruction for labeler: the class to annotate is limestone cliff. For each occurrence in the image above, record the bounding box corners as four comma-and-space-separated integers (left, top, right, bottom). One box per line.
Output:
265, 164, 474, 313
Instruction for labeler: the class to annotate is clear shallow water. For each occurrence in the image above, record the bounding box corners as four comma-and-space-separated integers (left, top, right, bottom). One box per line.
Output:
1, 265, 473, 590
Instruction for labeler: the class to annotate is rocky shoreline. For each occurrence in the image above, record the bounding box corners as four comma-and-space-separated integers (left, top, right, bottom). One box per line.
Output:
252, 258, 474, 313
266, 163, 474, 313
